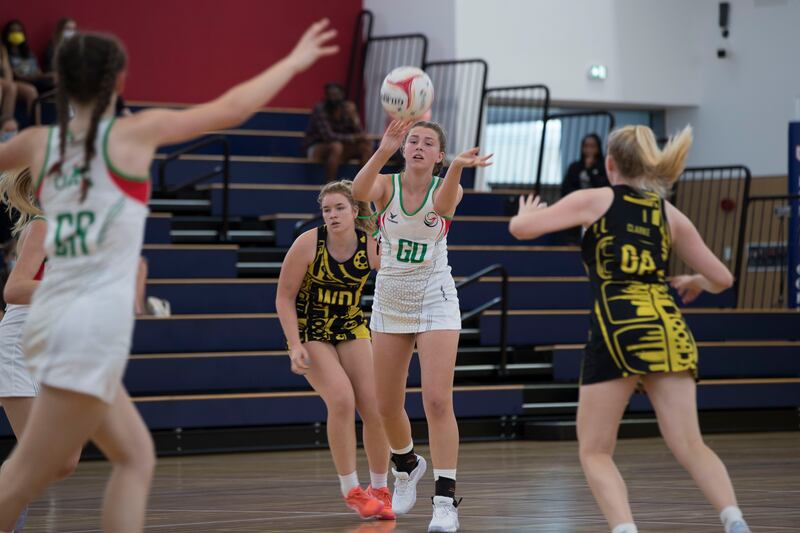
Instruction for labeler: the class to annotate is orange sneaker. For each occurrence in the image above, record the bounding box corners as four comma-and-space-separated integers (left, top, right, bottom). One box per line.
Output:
367, 485, 397, 520
345, 486, 385, 519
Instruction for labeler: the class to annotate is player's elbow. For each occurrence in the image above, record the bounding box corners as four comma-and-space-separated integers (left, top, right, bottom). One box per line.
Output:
714, 270, 735, 292
509, 217, 534, 241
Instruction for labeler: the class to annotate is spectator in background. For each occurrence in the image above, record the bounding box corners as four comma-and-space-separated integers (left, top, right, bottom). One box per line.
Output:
305, 82, 372, 183
0, 117, 17, 143
1, 44, 35, 120
2, 20, 55, 98
43, 17, 77, 73
561, 133, 609, 198
0, 46, 18, 121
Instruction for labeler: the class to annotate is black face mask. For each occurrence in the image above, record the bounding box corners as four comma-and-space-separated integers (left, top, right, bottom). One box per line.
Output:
325, 98, 343, 112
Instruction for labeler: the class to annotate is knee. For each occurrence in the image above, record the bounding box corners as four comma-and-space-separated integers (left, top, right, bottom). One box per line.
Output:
578, 436, 615, 467
356, 401, 382, 427
114, 433, 156, 481
325, 389, 356, 420
327, 142, 344, 158
423, 393, 453, 421
376, 394, 404, 422
665, 434, 706, 466
55, 454, 81, 481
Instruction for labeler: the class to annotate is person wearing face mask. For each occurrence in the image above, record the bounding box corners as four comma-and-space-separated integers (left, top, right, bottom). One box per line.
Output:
44, 18, 78, 75
1, 42, 32, 122
305, 82, 372, 183
2, 20, 55, 98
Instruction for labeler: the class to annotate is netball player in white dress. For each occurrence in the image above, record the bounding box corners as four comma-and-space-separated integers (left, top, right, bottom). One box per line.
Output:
353, 119, 491, 532
0, 23, 337, 532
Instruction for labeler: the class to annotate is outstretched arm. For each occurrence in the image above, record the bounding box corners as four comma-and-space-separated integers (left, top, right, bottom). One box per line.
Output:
433, 147, 492, 217
509, 188, 611, 241
352, 119, 412, 205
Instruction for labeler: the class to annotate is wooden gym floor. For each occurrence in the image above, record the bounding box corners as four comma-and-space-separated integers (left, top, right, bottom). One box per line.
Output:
21, 431, 799, 532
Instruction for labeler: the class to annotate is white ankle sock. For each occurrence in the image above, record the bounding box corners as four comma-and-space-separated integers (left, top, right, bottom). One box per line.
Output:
611, 523, 638, 533
433, 468, 457, 481
720, 506, 744, 532
390, 442, 414, 455
370, 471, 388, 489
338, 471, 359, 497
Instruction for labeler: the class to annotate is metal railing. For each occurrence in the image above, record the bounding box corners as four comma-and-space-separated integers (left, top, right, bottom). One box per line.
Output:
360, 33, 429, 136
670, 166, 752, 301
476, 85, 550, 190
293, 215, 323, 238
31, 89, 57, 125
345, 9, 374, 106
455, 264, 509, 375
735, 194, 800, 308
424, 59, 488, 157
157, 135, 231, 241
538, 111, 615, 201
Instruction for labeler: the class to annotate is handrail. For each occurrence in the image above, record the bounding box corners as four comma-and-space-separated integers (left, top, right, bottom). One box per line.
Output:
537, 110, 615, 194
31, 89, 57, 125
293, 214, 323, 238
157, 135, 231, 241
455, 264, 509, 375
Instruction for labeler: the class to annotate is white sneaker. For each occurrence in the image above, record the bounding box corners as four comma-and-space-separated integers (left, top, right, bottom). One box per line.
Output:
428, 495, 460, 532
391, 454, 427, 515
728, 520, 752, 533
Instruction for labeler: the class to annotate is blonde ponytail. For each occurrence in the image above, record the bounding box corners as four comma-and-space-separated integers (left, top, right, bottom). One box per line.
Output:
0, 168, 43, 236
608, 125, 693, 197
318, 179, 375, 234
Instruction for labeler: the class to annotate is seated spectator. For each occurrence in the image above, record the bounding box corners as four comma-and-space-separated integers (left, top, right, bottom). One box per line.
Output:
305, 82, 371, 183
43, 17, 77, 74
0, 44, 34, 120
2, 20, 54, 99
0, 116, 18, 143
560, 133, 609, 198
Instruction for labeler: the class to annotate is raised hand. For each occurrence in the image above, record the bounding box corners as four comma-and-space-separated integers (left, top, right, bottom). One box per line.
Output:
517, 193, 547, 216
378, 119, 414, 154
452, 147, 493, 169
671, 274, 703, 304
286, 19, 339, 73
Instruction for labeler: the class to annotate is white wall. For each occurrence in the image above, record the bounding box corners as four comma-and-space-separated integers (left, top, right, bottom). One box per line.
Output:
365, 0, 799, 176
453, 0, 703, 107
363, 0, 456, 61
666, 0, 800, 176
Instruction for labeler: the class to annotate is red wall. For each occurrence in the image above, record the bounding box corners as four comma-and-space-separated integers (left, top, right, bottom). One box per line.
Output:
4, 0, 362, 107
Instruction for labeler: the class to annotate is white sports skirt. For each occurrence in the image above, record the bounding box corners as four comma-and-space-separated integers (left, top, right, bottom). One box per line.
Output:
370, 267, 461, 334
0, 305, 38, 397
23, 282, 134, 404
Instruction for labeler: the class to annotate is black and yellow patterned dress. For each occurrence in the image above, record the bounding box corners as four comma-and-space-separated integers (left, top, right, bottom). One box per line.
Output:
580, 185, 698, 384
295, 225, 372, 344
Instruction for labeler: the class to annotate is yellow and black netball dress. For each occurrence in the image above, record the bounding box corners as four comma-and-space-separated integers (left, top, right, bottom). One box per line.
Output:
295, 225, 371, 344
580, 185, 698, 384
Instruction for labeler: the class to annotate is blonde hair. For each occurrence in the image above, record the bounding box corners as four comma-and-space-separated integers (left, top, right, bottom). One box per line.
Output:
318, 179, 375, 234
607, 125, 693, 197
0, 168, 43, 236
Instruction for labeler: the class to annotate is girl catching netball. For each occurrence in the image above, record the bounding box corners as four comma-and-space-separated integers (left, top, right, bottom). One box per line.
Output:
276, 179, 395, 520
0, 21, 336, 532
509, 125, 751, 533
353, 119, 491, 532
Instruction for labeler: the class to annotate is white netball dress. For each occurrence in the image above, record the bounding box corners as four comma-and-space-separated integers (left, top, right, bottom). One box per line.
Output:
23, 118, 150, 403
371, 173, 461, 333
